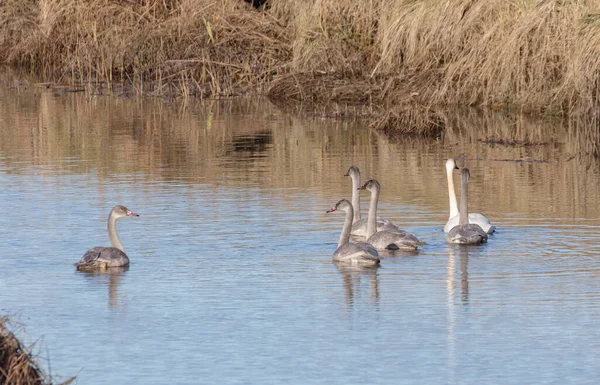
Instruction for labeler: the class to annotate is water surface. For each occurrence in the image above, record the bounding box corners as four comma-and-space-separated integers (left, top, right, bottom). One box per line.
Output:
1, 76, 600, 384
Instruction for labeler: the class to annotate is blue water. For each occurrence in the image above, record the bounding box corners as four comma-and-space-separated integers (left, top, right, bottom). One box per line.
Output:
1, 84, 600, 384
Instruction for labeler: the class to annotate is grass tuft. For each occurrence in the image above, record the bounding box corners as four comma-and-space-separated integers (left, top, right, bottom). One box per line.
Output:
0, 316, 74, 385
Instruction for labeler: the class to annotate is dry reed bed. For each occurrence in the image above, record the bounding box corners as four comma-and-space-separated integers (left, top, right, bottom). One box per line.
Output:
1, 0, 600, 136
0, 316, 72, 385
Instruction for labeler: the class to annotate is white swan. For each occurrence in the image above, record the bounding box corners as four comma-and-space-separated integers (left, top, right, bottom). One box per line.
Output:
360, 180, 425, 250
444, 158, 495, 234
345, 166, 398, 237
446, 169, 488, 245
326, 199, 380, 266
75, 205, 139, 270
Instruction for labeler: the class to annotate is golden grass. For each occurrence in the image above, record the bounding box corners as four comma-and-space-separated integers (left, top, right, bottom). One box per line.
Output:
0, 0, 292, 97
0, 316, 74, 385
1, 0, 600, 133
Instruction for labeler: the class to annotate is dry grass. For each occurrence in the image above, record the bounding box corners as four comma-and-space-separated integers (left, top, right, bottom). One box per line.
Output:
0, 0, 292, 97
0, 316, 74, 385
1, 0, 600, 134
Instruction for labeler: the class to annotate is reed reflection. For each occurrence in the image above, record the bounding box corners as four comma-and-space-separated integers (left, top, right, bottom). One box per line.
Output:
335, 263, 380, 306
78, 266, 129, 309
3, 71, 600, 222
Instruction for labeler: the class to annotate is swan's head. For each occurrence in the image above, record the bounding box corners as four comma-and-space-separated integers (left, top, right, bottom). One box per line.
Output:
326, 199, 353, 214
446, 158, 459, 172
111, 205, 139, 219
358, 179, 380, 191
344, 166, 360, 178
461, 168, 471, 182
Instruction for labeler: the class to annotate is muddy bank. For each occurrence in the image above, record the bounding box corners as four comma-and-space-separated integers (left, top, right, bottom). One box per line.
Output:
1, 0, 599, 137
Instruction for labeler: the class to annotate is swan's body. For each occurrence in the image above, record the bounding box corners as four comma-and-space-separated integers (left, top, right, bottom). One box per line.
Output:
446, 169, 488, 245
360, 180, 425, 251
327, 199, 380, 266
76, 205, 139, 270
345, 166, 399, 237
444, 213, 494, 234
444, 158, 495, 234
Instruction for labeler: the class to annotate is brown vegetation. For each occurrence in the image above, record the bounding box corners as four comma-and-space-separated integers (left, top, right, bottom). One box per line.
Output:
1, 0, 600, 134
0, 316, 73, 385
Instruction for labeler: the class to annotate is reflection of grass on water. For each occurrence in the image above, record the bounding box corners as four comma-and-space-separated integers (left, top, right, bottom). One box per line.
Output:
0, 316, 74, 385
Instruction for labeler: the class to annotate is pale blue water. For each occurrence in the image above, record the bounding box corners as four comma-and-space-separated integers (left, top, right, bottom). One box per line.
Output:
1, 82, 600, 384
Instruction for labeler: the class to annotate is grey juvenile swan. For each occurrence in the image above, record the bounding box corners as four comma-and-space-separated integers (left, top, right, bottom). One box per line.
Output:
446, 169, 488, 245
75, 205, 139, 270
326, 199, 380, 266
444, 158, 495, 234
360, 180, 425, 250
345, 166, 399, 237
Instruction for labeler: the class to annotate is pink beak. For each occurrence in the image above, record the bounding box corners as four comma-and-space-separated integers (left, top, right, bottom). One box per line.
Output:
326, 207, 337, 213
127, 211, 139, 217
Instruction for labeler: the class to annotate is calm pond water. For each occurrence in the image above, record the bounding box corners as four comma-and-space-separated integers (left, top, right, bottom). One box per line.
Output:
1, 74, 600, 384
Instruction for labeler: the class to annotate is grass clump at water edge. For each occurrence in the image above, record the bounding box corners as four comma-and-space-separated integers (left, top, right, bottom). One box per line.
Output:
0, 316, 74, 385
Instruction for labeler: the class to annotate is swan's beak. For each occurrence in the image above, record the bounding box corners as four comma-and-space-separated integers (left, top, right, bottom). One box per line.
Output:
127, 211, 139, 217
344, 172, 349, 176
358, 186, 366, 190
326, 207, 337, 213
454, 164, 459, 170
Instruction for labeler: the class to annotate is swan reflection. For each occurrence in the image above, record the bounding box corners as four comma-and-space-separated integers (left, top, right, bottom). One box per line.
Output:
335, 262, 380, 305
78, 266, 129, 309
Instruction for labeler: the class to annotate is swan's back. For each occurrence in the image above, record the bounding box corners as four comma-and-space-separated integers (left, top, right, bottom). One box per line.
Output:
444, 213, 495, 234
333, 242, 380, 266
367, 230, 425, 251
76, 247, 130, 270
446, 224, 488, 245
351, 218, 400, 237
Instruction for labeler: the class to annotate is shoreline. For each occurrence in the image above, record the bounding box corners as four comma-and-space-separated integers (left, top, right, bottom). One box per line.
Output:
1, 1, 598, 138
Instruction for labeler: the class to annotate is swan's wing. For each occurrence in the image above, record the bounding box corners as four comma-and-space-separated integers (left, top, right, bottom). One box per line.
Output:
351, 218, 368, 236
76, 247, 129, 269
378, 221, 402, 233
78, 247, 104, 264
333, 243, 380, 264
352, 218, 400, 236
446, 224, 488, 244
446, 213, 495, 234
444, 216, 459, 233
468, 213, 495, 234
368, 230, 424, 250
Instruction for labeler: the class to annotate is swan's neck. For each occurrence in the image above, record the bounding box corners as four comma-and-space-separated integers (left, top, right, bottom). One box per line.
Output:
447, 168, 459, 219
339, 207, 353, 248
459, 175, 469, 226
108, 214, 124, 252
366, 187, 379, 239
351, 174, 361, 223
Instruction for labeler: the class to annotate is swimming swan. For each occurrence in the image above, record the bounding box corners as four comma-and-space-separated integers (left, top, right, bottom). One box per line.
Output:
360, 180, 425, 250
446, 169, 488, 245
75, 205, 139, 270
345, 166, 398, 237
444, 158, 495, 234
326, 199, 380, 266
